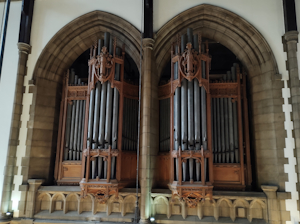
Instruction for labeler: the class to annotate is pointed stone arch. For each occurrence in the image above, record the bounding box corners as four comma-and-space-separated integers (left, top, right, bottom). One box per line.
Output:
154, 4, 279, 80
24, 10, 141, 186
32, 10, 140, 83
153, 4, 285, 190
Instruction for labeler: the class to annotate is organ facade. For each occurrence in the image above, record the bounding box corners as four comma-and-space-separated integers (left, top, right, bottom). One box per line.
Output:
0, 1, 299, 224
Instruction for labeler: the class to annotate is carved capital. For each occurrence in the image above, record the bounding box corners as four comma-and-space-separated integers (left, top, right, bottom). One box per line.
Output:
142, 38, 155, 50
284, 30, 299, 43
17, 42, 31, 54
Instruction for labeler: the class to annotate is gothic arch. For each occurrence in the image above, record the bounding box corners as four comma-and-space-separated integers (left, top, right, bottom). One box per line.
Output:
154, 4, 279, 80
154, 4, 285, 190
32, 10, 140, 83
24, 11, 141, 185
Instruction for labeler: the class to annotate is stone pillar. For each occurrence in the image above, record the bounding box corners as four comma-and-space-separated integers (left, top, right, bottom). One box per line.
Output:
0, 43, 31, 216
283, 30, 300, 223
284, 31, 300, 181
139, 38, 155, 224
262, 185, 280, 224
25, 179, 43, 218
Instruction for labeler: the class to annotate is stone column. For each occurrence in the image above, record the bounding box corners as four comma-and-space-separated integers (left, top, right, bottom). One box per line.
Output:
284, 31, 300, 182
262, 185, 280, 224
25, 179, 43, 218
284, 30, 300, 222
0, 43, 31, 216
139, 38, 155, 224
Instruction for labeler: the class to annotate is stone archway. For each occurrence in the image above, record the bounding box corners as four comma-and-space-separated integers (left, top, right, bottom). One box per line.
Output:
24, 11, 141, 185
153, 4, 285, 190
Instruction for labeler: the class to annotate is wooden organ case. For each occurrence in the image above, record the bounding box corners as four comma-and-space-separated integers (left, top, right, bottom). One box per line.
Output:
157, 28, 252, 207
54, 32, 139, 203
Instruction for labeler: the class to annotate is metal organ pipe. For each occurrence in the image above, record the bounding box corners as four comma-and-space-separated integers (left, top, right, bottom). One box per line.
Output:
104, 33, 114, 179
181, 79, 188, 181
93, 82, 101, 149
87, 88, 95, 149
173, 45, 180, 180
77, 99, 83, 160
98, 82, 107, 147
111, 47, 121, 179
64, 104, 72, 160
201, 60, 208, 181
80, 100, 86, 160
180, 33, 188, 181
188, 80, 194, 181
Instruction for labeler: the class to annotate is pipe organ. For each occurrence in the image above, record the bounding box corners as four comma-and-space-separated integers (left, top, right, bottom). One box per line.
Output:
158, 28, 251, 207
55, 32, 139, 203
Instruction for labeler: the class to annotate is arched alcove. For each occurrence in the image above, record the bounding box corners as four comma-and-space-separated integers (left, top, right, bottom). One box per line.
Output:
154, 4, 285, 191
25, 11, 141, 185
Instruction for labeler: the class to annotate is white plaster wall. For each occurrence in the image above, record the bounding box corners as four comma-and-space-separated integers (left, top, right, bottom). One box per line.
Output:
26, 0, 143, 81
0, 0, 22, 211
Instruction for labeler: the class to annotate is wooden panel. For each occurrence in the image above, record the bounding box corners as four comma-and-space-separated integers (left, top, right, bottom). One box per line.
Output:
213, 164, 241, 184
155, 153, 170, 188
120, 152, 137, 181
61, 162, 82, 179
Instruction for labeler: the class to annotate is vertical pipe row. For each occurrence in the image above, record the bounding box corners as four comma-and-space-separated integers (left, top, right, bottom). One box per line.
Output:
211, 64, 241, 163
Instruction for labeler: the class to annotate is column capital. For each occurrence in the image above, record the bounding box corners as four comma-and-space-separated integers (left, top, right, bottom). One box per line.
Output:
261, 185, 278, 192
142, 38, 155, 50
284, 30, 299, 43
17, 42, 31, 54
261, 185, 278, 199
28, 179, 43, 192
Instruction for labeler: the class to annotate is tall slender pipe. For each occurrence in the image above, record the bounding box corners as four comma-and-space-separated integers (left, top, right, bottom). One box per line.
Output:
98, 82, 107, 147
174, 45, 180, 180
69, 101, 76, 160
232, 65, 239, 163
64, 103, 72, 160
201, 60, 207, 181
93, 82, 101, 148
220, 97, 225, 163
228, 97, 234, 163
112, 88, 119, 149
187, 28, 193, 44
181, 79, 188, 181
193, 34, 199, 52
188, 80, 194, 181
73, 100, 80, 159
104, 32, 110, 49
109, 36, 113, 55
188, 80, 194, 150
77, 100, 83, 160
80, 100, 86, 160
87, 89, 95, 149
216, 98, 221, 163
213, 98, 218, 163
181, 34, 186, 54
98, 39, 103, 55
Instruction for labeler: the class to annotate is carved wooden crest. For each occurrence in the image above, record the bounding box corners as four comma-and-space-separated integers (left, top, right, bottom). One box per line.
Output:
96, 46, 114, 83
169, 184, 213, 208
179, 43, 201, 81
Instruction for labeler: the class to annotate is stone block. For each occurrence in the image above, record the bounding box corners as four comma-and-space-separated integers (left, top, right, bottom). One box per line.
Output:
112, 202, 120, 212
172, 204, 181, 214
237, 207, 246, 217
55, 201, 63, 210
